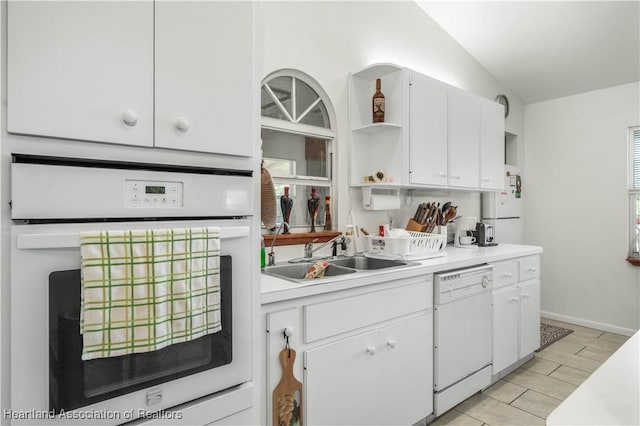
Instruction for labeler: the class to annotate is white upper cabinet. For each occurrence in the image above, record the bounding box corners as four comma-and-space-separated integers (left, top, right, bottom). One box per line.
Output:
8, 1, 255, 157
409, 72, 448, 187
7, 1, 154, 146
154, 2, 254, 156
480, 99, 506, 191
349, 64, 504, 191
448, 88, 480, 189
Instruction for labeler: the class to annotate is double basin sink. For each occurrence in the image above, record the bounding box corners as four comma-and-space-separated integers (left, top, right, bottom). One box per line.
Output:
262, 256, 416, 283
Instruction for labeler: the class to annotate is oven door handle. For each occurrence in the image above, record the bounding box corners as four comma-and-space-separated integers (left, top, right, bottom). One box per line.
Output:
16, 226, 250, 250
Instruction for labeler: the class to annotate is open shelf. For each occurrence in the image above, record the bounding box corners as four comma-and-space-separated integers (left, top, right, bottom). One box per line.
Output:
263, 231, 340, 247
352, 122, 402, 135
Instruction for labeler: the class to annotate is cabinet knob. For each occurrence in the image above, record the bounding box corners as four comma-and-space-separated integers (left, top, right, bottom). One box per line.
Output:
387, 339, 397, 348
283, 327, 294, 337
522, 293, 531, 298
451, 175, 461, 180
528, 267, 537, 272
122, 110, 138, 127
511, 296, 520, 302
503, 272, 513, 278
366, 346, 377, 355
481, 178, 490, 182
175, 117, 190, 133
438, 173, 447, 178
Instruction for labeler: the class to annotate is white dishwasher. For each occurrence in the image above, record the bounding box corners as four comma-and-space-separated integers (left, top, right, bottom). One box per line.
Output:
433, 264, 493, 416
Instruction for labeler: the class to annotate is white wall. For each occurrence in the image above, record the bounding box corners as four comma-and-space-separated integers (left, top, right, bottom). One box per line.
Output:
262, 1, 523, 236
524, 82, 640, 334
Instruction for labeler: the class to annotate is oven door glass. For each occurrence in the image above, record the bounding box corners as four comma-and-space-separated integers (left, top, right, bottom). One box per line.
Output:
49, 256, 233, 413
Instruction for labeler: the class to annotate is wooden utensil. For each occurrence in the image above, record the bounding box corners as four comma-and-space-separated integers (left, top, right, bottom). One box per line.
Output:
272, 348, 303, 426
442, 206, 457, 225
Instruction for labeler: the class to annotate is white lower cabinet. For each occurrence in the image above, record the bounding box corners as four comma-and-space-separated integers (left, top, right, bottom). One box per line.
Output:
263, 275, 433, 425
519, 280, 542, 357
305, 314, 432, 426
492, 256, 541, 375
492, 285, 521, 373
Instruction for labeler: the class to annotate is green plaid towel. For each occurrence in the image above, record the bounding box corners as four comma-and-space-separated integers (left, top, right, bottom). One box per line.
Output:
79, 227, 221, 360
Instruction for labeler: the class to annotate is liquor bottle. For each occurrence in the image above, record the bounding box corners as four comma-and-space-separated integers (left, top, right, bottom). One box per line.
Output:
372, 78, 385, 123
324, 196, 332, 231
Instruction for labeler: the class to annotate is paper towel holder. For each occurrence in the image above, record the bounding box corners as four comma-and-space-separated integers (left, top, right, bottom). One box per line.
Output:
361, 187, 401, 211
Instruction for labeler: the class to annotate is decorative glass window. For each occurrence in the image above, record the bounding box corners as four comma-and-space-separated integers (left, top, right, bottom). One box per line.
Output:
261, 71, 335, 231
628, 126, 640, 257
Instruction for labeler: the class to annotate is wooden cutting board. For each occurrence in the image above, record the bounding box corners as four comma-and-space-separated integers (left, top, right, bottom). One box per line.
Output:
272, 348, 303, 426
261, 166, 277, 230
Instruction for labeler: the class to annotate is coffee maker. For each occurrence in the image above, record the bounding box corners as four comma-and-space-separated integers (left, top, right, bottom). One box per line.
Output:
476, 222, 497, 247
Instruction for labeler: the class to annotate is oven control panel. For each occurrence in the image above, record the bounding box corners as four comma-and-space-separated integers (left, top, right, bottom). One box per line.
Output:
125, 180, 183, 208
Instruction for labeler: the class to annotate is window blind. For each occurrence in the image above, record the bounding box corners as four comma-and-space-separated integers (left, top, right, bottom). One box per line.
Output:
632, 127, 640, 189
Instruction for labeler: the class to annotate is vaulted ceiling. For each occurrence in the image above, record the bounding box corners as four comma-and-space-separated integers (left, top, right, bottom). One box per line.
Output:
417, 1, 640, 104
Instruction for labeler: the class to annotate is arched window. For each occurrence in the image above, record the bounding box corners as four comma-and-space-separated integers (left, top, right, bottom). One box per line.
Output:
261, 70, 336, 231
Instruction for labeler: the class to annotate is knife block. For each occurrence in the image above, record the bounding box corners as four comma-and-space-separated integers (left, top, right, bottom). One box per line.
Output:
406, 219, 427, 232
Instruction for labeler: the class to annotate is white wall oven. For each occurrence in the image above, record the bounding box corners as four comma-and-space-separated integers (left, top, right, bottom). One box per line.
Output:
8, 154, 254, 424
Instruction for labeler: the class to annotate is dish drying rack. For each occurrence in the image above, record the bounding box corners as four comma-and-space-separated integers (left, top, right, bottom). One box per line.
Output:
364, 231, 447, 260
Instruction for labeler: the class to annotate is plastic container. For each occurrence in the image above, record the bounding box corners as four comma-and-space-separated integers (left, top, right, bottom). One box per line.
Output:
364, 231, 446, 260
345, 226, 356, 256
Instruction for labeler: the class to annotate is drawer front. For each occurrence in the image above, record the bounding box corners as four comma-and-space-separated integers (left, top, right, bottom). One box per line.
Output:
519, 256, 540, 281
303, 276, 432, 343
492, 261, 519, 289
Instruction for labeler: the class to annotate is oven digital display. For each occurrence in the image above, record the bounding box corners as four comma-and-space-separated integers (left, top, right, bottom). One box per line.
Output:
145, 185, 166, 194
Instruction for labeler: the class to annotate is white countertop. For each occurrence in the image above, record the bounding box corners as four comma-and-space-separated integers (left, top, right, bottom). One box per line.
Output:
547, 330, 640, 425
261, 244, 542, 305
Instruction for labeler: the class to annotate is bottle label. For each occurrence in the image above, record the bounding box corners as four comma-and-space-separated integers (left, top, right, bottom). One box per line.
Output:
373, 98, 385, 113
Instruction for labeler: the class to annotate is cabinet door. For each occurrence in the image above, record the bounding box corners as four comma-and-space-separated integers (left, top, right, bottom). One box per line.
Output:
7, 1, 154, 146
480, 99, 505, 191
409, 73, 448, 186
519, 280, 541, 357
492, 286, 520, 374
378, 314, 433, 425
155, 2, 255, 156
448, 89, 480, 189
304, 330, 380, 425
266, 309, 302, 426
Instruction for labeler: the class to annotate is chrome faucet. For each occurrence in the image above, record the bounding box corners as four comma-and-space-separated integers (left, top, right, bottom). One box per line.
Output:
304, 234, 346, 259
267, 222, 288, 266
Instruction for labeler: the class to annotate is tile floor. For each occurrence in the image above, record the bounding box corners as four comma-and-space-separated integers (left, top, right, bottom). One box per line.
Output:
430, 318, 631, 426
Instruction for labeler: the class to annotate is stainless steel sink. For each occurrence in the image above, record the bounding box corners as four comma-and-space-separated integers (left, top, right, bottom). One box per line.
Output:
328, 256, 408, 270
262, 262, 356, 282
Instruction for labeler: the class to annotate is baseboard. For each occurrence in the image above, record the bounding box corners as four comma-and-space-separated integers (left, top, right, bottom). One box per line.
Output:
490, 353, 533, 384
541, 311, 637, 337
